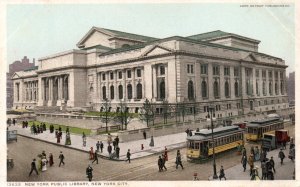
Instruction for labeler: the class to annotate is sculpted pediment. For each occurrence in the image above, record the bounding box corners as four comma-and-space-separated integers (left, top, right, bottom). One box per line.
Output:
11, 72, 21, 79
141, 45, 173, 57
243, 53, 259, 62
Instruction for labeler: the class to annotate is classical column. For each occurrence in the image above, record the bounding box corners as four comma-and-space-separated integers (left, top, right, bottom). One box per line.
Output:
152, 65, 157, 99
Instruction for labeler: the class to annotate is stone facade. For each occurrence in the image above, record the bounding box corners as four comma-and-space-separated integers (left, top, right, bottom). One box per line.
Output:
12, 27, 289, 118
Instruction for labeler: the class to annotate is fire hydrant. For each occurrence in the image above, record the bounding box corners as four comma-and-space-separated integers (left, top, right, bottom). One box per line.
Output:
141, 144, 144, 150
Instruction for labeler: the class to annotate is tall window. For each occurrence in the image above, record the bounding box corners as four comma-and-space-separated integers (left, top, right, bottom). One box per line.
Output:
136, 83, 142, 99
102, 86, 106, 100
269, 82, 272, 95
234, 81, 239, 97
118, 71, 122, 79
188, 80, 194, 100
187, 64, 194, 74
137, 69, 141, 77
160, 66, 165, 75
225, 81, 229, 97
118, 85, 123, 99
256, 81, 259, 95
262, 70, 266, 78
275, 82, 278, 95
263, 81, 266, 95
110, 72, 114, 80
201, 64, 208, 75
159, 81, 165, 99
213, 66, 220, 75
280, 81, 283, 95
102, 73, 106, 81
201, 80, 207, 98
127, 70, 132, 78
224, 66, 230, 76
213, 80, 219, 98
110, 85, 114, 100
234, 68, 239, 76
127, 84, 132, 99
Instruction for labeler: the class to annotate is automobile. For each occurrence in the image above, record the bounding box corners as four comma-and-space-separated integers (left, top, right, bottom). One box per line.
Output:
261, 129, 290, 151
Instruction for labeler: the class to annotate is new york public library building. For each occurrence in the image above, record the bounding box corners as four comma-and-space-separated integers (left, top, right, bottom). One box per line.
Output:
12, 26, 289, 120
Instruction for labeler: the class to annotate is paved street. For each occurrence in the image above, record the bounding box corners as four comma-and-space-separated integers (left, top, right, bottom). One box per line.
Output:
7, 122, 295, 181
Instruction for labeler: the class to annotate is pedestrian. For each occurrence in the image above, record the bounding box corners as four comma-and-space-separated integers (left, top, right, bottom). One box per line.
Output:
164, 146, 168, 161
92, 151, 98, 164
149, 136, 154, 147
58, 126, 62, 132
41, 156, 47, 171
290, 137, 295, 150
269, 156, 276, 173
42, 123, 46, 131
58, 151, 65, 167
241, 155, 247, 172
175, 150, 184, 169
115, 136, 119, 146
143, 130, 147, 139
242, 147, 247, 157
29, 159, 39, 176
254, 146, 260, 161
89, 147, 94, 160
57, 131, 61, 143
115, 145, 120, 159
96, 141, 100, 152
161, 154, 167, 171
289, 148, 295, 162
219, 166, 226, 180
125, 149, 131, 163
278, 149, 285, 165
158, 156, 163, 172
41, 151, 47, 162
248, 154, 254, 176
250, 166, 260, 180
112, 140, 117, 150
189, 130, 192, 137
65, 132, 71, 145
185, 128, 190, 136
86, 165, 93, 182
250, 146, 255, 155
107, 144, 112, 155
100, 141, 104, 153
107, 133, 112, 144
66, 126, 69, 133
13, 118, 16, 126
261, 160, 267, 180
55, 129, 58, 138
30, 125, 34, 134
82, 132, 87, 147
49, 153, 54, 167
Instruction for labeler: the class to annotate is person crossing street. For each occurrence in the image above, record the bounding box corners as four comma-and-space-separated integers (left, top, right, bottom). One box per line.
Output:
58, 151, 65, 167
28, 159, 38, 176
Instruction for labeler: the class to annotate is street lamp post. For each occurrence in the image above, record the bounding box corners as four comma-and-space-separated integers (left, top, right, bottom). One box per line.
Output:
208, 106, 218, 179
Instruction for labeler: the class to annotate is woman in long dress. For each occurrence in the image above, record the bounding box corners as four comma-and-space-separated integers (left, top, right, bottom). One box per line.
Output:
49, 153, 54, 166
41, 156, 47, 171
65, 132, 71, 145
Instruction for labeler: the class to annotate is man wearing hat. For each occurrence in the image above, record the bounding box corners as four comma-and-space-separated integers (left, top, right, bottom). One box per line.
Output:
29, 158, 38, 176
278, 149, 285, 165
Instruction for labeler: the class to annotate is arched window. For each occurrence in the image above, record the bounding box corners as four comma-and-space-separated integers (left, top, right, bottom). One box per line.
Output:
201, 80, 207, 98
110, 85, 114, 100
118, 85, 123, 99
136, 83, 142, 99
127, 84, 132, 99
214, 80, 219, 98
234, 82, 239, 97
188, 80, 194, 100
269, 82, 272, 95
225, 81, 229, 97
275, 82, 278, 95
102, 86, 106, 100
160, 81, 165, 99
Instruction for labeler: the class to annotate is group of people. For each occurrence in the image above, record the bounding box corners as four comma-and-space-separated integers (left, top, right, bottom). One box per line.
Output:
7, 118, 16, 126
22, 121, 29, 128
29, 151, 65, 176
30, 122, 47, 135
158, 147, 169, 171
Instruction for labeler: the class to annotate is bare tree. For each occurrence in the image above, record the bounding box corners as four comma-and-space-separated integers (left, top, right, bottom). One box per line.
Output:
114, 99, 131, 130
139, 99, 154, 127
100, 98, 111, 133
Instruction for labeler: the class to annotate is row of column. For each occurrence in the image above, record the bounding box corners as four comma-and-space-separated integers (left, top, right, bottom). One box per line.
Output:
25, 81, 38, 101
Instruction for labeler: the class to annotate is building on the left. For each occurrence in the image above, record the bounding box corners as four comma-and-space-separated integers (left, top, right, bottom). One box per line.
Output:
7, 56, 35, 109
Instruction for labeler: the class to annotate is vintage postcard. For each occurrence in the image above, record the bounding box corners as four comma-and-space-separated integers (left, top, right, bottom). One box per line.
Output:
1, 0, 298, 187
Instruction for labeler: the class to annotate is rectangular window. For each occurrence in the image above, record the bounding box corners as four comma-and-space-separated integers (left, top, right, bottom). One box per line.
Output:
118, 71, 122, 79
137, 69, 141, 77
224, 66, 230, 76
201, 64, 208, 75
256, 70, 259, 77
213, 66, 219, 75
102, 73, 106, 81
234, 67, 239, 76
187, 64, 194, 74
127, 70, 132, 78
160, 66, 165, 75
262, 70, 266, 78
268, 71, 272, 79
187, 64, 190, 73
191, 65, 194, 74
110, 72, 114, 80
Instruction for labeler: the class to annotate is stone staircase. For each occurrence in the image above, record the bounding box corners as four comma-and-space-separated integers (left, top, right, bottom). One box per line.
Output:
34, 106, 61, 113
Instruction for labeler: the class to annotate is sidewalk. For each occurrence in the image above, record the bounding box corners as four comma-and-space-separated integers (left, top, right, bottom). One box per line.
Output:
8, 124, 187, 160
209, 146, 295, 180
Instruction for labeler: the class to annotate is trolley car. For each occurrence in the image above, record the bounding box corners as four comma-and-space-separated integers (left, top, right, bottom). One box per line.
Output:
187, 126, 244, 160
245, 117, 284, 141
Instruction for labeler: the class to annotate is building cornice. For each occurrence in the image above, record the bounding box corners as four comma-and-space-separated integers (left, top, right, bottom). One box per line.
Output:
38, 49, 86, 61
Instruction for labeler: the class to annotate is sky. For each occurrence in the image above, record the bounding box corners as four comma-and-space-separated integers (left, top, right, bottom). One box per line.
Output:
6, 3, 295, 74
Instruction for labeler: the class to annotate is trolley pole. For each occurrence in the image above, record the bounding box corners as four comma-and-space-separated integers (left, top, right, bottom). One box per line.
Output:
208, 106, 218, 179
